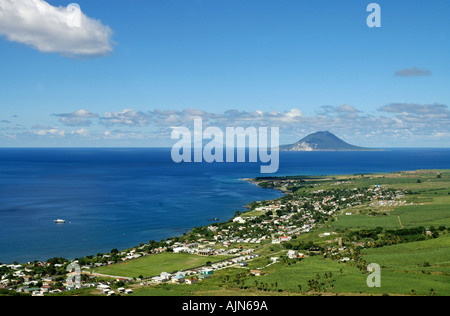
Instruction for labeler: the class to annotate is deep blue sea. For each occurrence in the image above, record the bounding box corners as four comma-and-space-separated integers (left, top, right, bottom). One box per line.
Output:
1, 148, 449, 264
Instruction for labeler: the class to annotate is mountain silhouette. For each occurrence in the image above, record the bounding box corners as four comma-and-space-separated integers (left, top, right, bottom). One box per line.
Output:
279, 131, 374, 151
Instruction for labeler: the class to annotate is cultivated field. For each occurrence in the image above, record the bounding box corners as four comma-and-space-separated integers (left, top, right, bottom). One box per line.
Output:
59, 169, 450, 296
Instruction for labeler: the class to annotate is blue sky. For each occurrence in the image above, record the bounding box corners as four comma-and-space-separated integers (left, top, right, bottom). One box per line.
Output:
0, 0, 449, 147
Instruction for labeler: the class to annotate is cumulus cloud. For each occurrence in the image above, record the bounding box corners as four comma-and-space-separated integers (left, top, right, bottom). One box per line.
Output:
0, 0, 113, 57
101, 109, 150, 127
318, 104, 361, 116
378, 103, 450, 130
379, 103, 448, 115
71, 128, 89, 137
33, 127, 65, 137
148, 108, 307, 129
54, 109, 99, 126
4, 103, 450, 146
394, 67, 432, 77
146, 103, 450, 145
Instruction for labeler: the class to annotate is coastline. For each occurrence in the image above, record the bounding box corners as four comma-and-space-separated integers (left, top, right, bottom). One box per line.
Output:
3, 168, 446, 265
0, 177, 283, 265
239, 177, 287, 195
2, 168, 450, 297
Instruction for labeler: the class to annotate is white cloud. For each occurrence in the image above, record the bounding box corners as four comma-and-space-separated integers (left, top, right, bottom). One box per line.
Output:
4, 103, 449, 146
101, 109, 150, 127
0, 0, 113, 57
71, 128, 89, 137
34, 127, 65, 137
103, 129, 146, 140
55, 109, 99, 126
146, 103, 450, 146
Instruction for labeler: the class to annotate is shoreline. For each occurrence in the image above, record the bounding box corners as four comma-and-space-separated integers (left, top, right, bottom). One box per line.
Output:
2, 168, 449, 297
2, 168, 448, 266
240, 177, 287, 195
1, 177, 283, 265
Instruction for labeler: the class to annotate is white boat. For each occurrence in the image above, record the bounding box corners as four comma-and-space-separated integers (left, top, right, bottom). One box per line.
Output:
54, 219, 66, 224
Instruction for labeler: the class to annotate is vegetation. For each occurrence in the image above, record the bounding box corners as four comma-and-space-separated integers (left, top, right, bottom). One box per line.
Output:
2, 169, 449, 296
92, 253, 225, 279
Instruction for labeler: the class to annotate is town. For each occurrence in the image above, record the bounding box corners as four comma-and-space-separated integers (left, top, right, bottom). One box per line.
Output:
0, 174, 413, 296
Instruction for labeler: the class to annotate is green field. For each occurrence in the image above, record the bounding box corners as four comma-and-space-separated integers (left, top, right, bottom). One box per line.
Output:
331, 214, 401, 229
359, 234, 450, 296
70, 170, 450, 296
392, 202, 450, 228
92, 253, 226, 279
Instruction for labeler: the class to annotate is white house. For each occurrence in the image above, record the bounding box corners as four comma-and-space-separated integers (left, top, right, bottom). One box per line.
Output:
173, 247, 189, 253
233, 217, 246, 224
151, 276, 163, 284
160, 272, 171, 281
185, 278, 198, 285
279, 236, 291, 242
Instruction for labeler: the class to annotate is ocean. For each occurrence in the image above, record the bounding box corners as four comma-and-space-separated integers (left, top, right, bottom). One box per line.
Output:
0, 148, 449, 264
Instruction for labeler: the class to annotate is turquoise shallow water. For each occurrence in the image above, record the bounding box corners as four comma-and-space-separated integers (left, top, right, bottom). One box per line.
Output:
0, 147, 449, 263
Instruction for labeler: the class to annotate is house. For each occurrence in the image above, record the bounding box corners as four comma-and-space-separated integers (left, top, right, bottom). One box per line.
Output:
97, 284, 111, 291
160, 272, 171, 282
250, 270, 265, 277
279, 236, 291, 242
185, 278, 198, 285
270, 257, 280, 263
151, 276, 163, 284
287, 250, 298, 259
171, 275, 185, 284
40, 285, 52, 293
173, 247, 189, 253
233, 217, 246, 224
198, 249, 213, 256
201, 268, 214, 276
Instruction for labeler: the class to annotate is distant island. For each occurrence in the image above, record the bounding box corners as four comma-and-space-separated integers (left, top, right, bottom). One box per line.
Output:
279, 131, 378, 151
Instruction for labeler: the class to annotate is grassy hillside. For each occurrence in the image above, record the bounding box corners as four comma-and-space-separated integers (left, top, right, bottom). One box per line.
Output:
57, 169, 450, 296
92, 253, 226, 279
